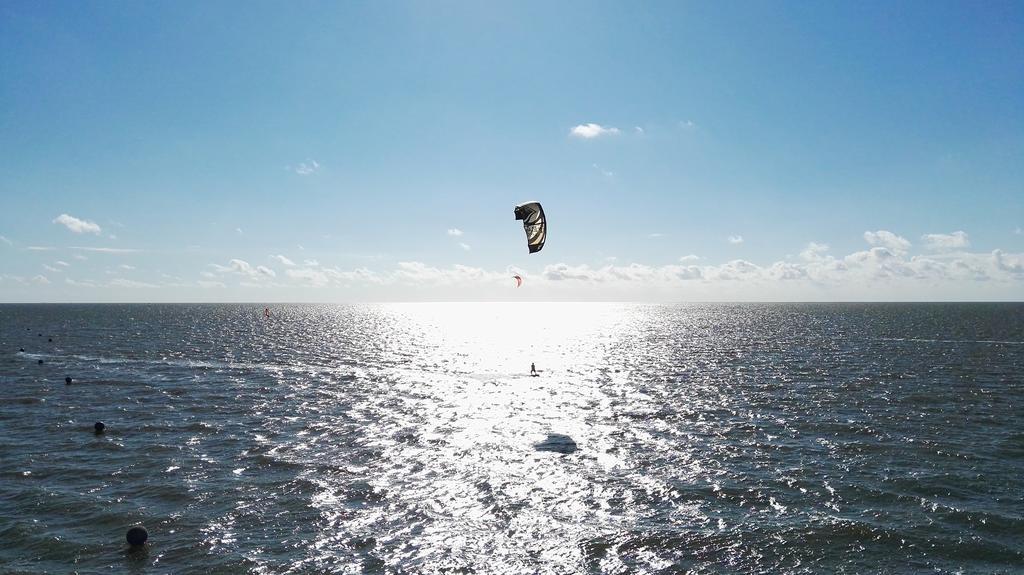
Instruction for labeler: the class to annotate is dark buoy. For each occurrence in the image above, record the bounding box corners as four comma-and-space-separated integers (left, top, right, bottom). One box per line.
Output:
37, 359, 44, 365
65, 377, 73, 384
19, 348, 25, 352
126, 526, 148, 546
48, 338, 53, 342
95, 421, 105, 434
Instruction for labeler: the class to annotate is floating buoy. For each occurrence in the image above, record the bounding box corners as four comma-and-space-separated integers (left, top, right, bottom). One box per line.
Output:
65, 377, 73, 385
126, 526, 148, 546
19, 348, 24, 352
48, 338, 52, 342
94, 421, 105, 434
37, 359, 43, 365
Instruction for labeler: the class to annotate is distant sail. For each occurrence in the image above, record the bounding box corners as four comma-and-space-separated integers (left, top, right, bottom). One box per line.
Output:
514, 201, 546, 253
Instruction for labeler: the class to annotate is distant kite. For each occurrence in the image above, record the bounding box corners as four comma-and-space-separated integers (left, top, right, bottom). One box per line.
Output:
513, 274, 522, 288
514, 201, 546, 253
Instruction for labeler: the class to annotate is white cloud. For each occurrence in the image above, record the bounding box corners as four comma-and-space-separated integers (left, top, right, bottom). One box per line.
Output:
459, 242, 471, 251
56, 261, 70, 267
993, 249, 1024, 274
271, 255, 296, 266
447, 228, 464, 237
210, 259, 276, 280
569, 123, 620, 139
593, 164, 614, 177
648, 233, 666, 238
236, 227, 243, 235
294, 159, 320, 175
27, 246, 56, 251
42, 264, 61, 273
31, 274, 50, 285
0, 235, 11, 245
728, 235, 744, 245
634, 126, 645, 134
864, 230, 911, 253
53, 214, 102, 234
303, 259, 319, 266
118, 264, 135, 270
1015, 227, 1022, 236
679, 254, 700, 262
73, 254, 87, 261
922, 231, 969, 251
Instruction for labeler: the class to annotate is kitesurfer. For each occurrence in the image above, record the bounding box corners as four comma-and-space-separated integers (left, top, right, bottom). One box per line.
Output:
263, 308, 270, 318
531, 362, 537, 376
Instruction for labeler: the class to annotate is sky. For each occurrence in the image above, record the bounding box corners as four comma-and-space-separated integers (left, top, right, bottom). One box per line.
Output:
1, 1, 1022, 302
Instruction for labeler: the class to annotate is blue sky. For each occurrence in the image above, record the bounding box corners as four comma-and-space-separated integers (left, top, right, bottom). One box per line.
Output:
1, 1, 1022, 301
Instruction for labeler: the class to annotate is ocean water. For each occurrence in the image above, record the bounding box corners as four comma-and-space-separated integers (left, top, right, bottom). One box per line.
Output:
0, 303, 1022, 574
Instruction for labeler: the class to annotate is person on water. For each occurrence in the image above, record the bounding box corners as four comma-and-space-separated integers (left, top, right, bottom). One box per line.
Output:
264, 307, 270, 318
530, 362, 537, 376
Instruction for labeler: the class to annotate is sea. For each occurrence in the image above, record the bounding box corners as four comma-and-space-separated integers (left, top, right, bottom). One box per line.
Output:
0, 303, 1022, 574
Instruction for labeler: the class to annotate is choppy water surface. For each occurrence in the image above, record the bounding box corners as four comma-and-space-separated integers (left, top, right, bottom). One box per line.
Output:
1, 303, 1022, 574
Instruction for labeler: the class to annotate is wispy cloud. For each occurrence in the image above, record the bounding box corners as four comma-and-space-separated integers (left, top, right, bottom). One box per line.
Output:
270, 254, 296, 266
447, 228, 464, 237
679, 120, 696, 129
109, 278, 158, 288
647, 233, 666, 239
53, 214, 102, 234
800, 242, 830, 261
42, 264, 61, 273
679, 254, 700, 262
459, 242, 471, 251
570, 123, 620, 139
293, 159, 320, 175
0, 235, 12, 246
235, 227, 244, 235
922, 231, 969, 251
31, 274, 50, 285
593, 163, 614, 177
634, 126, 645, 134
71, 246, 142, 253
27, 246, 57, 251
118, 264, 135, 270
286, 268, 329, 287
728, 235, 744, 245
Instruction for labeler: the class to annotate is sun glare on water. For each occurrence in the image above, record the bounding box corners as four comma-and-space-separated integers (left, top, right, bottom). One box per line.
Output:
301, 302, 660, 571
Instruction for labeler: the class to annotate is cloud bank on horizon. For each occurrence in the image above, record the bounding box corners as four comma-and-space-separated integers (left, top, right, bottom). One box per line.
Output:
1, 228, 1022, 301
